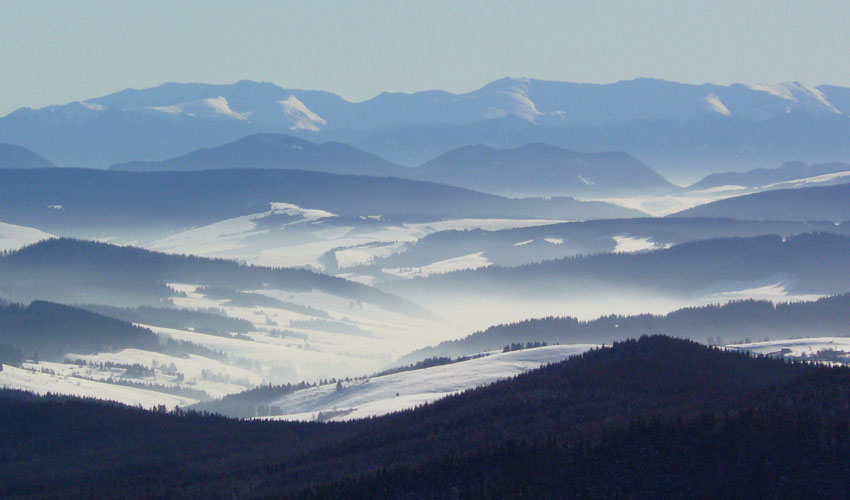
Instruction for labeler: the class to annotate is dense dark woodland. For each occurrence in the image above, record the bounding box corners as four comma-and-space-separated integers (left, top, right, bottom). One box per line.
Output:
0, 167, 638, 238
358, 217, 848, 272
0, 300, 158, 360
0, 238, 421, 314
388, 232, 850, 298
402, 293, 850, 361
3, 337, 850, 499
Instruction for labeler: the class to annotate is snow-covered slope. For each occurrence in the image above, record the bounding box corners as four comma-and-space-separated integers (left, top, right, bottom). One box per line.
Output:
258, 344, 595, 422
0, 221, 54, 251
0, 364, 196, 408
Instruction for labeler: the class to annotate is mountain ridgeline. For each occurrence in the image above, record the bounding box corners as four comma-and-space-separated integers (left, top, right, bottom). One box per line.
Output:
110, 133, 409, 177
410, 143, 675, 197
0, 168, 642, 240
386, 232, 850, 300
0, 143, 56, 169
674, 183, 850, 222
0, 238, 421, 315
109, 135, 676, 198
0, 300, 159, 361
6, 78, 850, 178
3, 337, 850, 498
400, 293, 850, 362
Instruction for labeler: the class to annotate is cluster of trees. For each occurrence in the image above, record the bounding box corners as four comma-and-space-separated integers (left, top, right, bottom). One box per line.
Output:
503, 341, 548, 352
3, 336, 850, 498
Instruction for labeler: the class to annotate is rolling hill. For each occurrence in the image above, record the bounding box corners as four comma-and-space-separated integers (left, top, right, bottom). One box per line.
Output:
0, 168, 642, 240
409, 143, 675, 197
110, 133, 409, 177
674, 183, 850, 221
0, 143, 55, 169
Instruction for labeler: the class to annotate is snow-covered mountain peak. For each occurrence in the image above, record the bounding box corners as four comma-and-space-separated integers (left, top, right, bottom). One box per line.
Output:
746, 82, 841, 114
279, 95, 327, 131
148, 96, 249, 120
703, 93, 731, 116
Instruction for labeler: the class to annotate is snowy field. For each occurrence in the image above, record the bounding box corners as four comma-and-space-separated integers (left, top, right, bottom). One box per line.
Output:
0, 221, 54, 251
259, 344, 596, 422
146, 202, 564, 271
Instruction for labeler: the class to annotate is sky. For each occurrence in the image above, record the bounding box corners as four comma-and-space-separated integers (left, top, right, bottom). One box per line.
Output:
1, 0, 849, 115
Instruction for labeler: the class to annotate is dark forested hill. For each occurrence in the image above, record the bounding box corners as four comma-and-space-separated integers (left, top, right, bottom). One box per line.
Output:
410, 143, 675, 197
386, 232, 850, 300
401, 293, 850, 361
0, 301, 158, 360
0, 168, 641, 239
110, 133, 409, 177
0, 143, 56, 169
0, 238, 422, 314
674, 183, 850, 221
2, 336, 849, 499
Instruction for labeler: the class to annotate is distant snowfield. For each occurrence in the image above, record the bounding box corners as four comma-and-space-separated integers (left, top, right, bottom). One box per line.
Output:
147, 202, 563, 271
0, 221, 54, 251
382, 252, 491, 279
612, 235, 668, 253
697, 276, 823, 304
727, 337, 850, 358
259, 344, 596, 422
0, 364, 196, 408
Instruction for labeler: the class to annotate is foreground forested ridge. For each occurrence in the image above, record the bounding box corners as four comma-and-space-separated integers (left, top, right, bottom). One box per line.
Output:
3, 336, 850, 499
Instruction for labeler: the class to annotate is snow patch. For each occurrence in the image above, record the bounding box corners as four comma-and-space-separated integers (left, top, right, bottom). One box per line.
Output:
577, 173, 595, 186
513, 239, 533, 247
279, 95, 327, 131
149, 96, 248, 120
383, 252, 491, 279
544, 237, 563, 245
612, 236, 662, 253
704, 93, 731, 116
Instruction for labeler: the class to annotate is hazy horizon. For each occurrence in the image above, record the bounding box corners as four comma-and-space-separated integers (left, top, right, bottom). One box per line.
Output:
2, 0, 850, 115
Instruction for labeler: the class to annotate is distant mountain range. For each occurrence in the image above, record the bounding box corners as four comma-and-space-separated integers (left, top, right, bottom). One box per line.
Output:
5, 78, 850, 179
110, 133, 675, 198
0, 143, 55, 169
674, 183, 850, 221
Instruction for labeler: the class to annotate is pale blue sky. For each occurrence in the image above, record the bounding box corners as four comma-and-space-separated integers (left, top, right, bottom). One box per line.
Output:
1, 0, 849, 115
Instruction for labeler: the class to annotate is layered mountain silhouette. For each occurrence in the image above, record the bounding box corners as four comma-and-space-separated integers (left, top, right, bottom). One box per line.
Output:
0, 143, 55, 169
386, 233, 850, 300
688, 160, 850, 191
5, 78, 850, 179
0, 168, 641, 239
674, 183, 850, 221
111, 133, 408, 177
109, 134, 675, 197
410, 143, 674, 197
